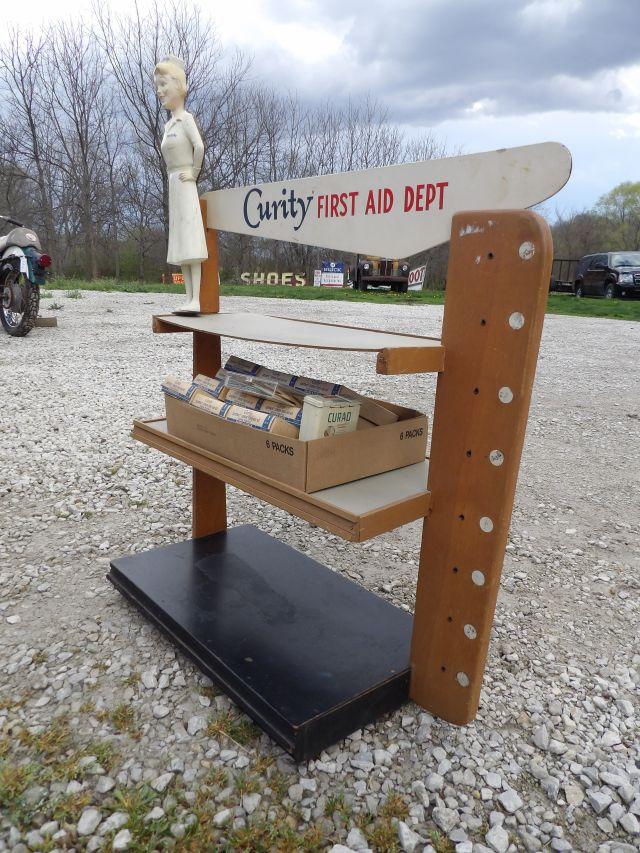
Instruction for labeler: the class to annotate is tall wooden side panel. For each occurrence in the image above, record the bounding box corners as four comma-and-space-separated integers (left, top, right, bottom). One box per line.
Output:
410, 210, 552, 724
192, 202, 226, 536
199, 199, 220, 315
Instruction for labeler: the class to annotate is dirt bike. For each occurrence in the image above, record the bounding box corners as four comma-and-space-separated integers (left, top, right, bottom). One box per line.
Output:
0, 215, 52, 336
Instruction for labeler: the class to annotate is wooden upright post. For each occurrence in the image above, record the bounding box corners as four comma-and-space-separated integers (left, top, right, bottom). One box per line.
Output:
199, 199, 220, 315
191, 199, 226, 538
410, 210, 552, 723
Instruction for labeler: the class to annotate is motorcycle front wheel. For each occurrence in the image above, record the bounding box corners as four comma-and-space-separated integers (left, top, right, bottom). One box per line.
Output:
1, 272, 39, 337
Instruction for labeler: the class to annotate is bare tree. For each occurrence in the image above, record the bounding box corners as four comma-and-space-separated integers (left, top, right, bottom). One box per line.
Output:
0, 1, 451, 282
0, 28, 59, 259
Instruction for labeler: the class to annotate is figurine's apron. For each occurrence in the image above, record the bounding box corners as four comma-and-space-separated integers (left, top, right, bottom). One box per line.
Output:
161, 117, 208, 266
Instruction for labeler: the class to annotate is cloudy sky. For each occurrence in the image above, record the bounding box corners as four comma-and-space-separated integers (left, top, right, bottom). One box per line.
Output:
8, 0, 640, 213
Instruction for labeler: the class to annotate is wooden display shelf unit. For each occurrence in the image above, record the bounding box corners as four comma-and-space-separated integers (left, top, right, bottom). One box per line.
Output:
110, 202, 553, 758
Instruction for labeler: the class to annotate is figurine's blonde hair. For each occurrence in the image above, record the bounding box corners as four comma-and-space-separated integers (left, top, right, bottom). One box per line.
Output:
154, 55, 187, 98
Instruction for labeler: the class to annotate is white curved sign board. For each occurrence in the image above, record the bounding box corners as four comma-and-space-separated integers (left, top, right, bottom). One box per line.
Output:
202, 142, 571, 258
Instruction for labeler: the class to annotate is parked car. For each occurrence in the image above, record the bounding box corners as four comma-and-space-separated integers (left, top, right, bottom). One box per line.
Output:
574, 252, 640, 299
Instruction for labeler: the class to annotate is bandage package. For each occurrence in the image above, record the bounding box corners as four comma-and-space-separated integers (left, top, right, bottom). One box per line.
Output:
162, 377, 298, 438
224, 357, 399, 426
299, 395, 361, 441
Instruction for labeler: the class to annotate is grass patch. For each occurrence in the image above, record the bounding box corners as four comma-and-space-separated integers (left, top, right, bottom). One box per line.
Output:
96, 703, 140, 738
87, 739, 119, 772
380, 792, 409, 821
0, 761, 40, 825
429, 830, 456, 852
51, 790, 92, 824
546, 293, 640, 320
44, 278, 640, 320
234, 771, 262, 796
268, 771, 291, 801
324, 790, 351, 822
206, 710, 260, 746
223, 816, 325, 852
48, 302, 64, 310
112, 784, 174, 849
252, 753, 274, 775
366, 818, 399, 853
18, 716, 72, 762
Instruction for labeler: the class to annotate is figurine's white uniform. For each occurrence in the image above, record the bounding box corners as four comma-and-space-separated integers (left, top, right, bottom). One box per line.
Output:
161, 113, 208, 266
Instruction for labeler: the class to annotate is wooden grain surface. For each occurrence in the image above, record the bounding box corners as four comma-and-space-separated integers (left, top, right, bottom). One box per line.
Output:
192, 331, 227, 537
377, 346, 445, 375
199, 199, 220, 314
410, 210, 553, 724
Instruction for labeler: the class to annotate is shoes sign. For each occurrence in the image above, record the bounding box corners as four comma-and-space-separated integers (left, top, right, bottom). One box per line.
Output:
201, 143, 571, 258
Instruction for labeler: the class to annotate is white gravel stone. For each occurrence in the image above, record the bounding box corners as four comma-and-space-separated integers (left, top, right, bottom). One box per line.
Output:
397, 821, 423, 852
588, 791, 613, 814
99, 813, 129, 836
620, 812, 640, 835
288, 783, 304, 802
426, 772, 444, 792
242, 792, 261, 814
77, 808, 102, 836
600, 730, 622, 747
433, 807, 458, 833
153, 704, 171, 719
112, 829, 132, 851
144, 807, 165, 822
151, 773, 173, 793
95, 776, 116, 793
563, 782, 584, 806
498, 788, 523, 814
40, 821, 59, 837
346, 827, 369, 850
187, 715, 207, 735
485, 824, 510, 853
213, 808, 232, 826
532, 725, 550, 751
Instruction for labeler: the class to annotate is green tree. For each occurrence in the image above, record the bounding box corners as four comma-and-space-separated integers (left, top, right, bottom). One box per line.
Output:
595, 181, 640, 250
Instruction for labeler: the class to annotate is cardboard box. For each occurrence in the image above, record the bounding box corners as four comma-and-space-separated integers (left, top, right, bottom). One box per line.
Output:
165, 394, 428, 493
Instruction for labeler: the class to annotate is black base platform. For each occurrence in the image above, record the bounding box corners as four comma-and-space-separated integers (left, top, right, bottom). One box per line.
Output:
108, 524, 412, 761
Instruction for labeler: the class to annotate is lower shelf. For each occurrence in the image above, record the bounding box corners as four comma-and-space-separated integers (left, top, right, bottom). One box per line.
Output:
108, 524, 412, 761
133, 418, 430, 542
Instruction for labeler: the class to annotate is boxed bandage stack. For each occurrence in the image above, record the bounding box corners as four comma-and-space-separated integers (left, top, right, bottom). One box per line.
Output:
162, 375, 298, 438
224, 356, 399, 427
162, 359, 428, 492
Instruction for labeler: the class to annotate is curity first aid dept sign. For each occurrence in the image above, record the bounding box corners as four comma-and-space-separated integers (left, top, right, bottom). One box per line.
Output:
201, 142, 571, 258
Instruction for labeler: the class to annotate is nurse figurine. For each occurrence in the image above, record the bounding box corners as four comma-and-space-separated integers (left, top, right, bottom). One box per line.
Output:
154, 56, 208, 314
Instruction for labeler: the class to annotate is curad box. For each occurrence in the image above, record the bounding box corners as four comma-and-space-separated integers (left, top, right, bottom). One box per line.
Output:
165, 394, 428, 492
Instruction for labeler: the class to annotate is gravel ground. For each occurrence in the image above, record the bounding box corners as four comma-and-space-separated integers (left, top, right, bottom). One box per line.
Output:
0, 290, 638, 853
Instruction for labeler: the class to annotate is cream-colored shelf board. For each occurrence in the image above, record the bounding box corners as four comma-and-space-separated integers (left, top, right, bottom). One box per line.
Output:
133, 418, 430, 543
152, 312, 444, 373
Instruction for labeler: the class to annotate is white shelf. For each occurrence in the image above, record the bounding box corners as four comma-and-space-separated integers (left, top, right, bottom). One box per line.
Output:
133, 418, 430, 542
